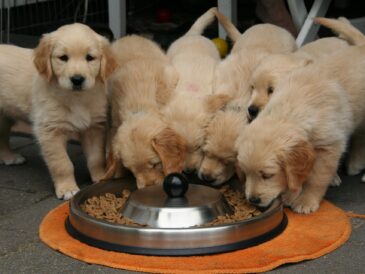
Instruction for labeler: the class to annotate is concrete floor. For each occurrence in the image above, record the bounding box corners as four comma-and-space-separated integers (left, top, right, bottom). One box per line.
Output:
0, 135, 364, 274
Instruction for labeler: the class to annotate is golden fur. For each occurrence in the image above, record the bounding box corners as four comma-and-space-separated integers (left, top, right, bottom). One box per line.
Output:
104, 35, 184, 188
162, 7, 220, 174
0, 45, 36, 165
236, 19, 365, 213
248, 37, 349, 120
32, 23, 117, 199
199, 10, 296, 184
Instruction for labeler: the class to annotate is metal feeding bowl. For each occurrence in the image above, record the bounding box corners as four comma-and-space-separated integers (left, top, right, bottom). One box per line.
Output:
67, 173, 287, 256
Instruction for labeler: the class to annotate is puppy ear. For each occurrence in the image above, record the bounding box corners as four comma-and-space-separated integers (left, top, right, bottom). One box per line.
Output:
280, 141, 316, 191
99, 38, 118, 82
234, 161, 246, 184
34, 34, 53, 82
100, 150, 120, 181
205, 94, 233, 113
156, 65, 179, 106
152, 127, 187, 174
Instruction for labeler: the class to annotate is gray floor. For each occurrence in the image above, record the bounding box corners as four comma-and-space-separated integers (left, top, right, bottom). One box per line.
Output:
0, 135, 364, 274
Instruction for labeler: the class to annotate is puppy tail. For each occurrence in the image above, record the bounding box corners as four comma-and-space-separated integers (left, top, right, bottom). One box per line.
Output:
186, 7, 217, 36
213, 9, 241, 42
314, 17, 365, 46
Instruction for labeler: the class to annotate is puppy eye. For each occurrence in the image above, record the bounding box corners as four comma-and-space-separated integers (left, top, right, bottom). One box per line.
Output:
86, 54, 95, 62
150, 162, 162, 169
261, 172, 274, 180
59, 55, 68, 62
267, 86, 274, 95
250, 85, 254, 92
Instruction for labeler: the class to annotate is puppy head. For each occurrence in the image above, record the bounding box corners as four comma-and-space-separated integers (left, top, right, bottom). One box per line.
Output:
198, 111, 245, 185
110, 115, 186, 188
236, 118, 315, 207
34, 23, 117, 90
248, 54, 313, 121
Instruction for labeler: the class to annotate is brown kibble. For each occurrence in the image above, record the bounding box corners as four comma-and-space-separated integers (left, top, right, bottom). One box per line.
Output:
81, 185, 262, 227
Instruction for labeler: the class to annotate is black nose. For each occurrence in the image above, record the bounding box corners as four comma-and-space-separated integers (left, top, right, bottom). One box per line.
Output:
248, 196, 261, 205
70, 75, 85, 88
202, 174, 216, 184
183, 168, 196, 175
248, 105, 259, 119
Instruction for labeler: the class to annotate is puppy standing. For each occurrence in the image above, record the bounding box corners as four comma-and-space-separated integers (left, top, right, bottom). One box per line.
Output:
162, 7, 221, 174
236, 19, 365, 214
198, 10, 296, 185
32, 23, 116, 199
104, 35, 184, 189
0, 45, 36, 165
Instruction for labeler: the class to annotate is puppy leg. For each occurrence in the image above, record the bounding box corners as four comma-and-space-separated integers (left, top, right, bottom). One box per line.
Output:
0, 114, 26, 165
80, 125, 106, 183
347, 127, 365, 175
37, 129, 79, 200
291, 143, 344, 214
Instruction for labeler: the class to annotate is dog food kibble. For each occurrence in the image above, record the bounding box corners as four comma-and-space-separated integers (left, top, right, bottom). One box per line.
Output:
81, 186, 261, 227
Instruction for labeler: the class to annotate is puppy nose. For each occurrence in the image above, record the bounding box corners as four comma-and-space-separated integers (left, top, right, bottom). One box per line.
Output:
248, 105, 259, 119
70, 74, 85, 87
183, 168, 196, 175
248, 196, 261, 205
201, 174, 216, 184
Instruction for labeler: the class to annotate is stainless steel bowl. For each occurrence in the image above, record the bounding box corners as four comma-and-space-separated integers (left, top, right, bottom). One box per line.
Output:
67, 178, 287, 256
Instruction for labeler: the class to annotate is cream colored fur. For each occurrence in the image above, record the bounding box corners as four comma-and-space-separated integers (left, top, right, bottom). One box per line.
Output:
32, 23, 117, 200
0, 45, 36, 165
106, 35, 185, 189
162, 7, 220, 173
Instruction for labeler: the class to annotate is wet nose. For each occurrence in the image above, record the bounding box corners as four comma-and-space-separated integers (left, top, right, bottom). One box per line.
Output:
70, 74, 85, 88
248, 105, 259, 119
202, 174, 216, 184
248, 196, 261, 205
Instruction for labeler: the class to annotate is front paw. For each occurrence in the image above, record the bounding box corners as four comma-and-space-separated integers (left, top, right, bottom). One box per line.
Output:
330, 174, 342, 187
0, 153, 26, 165
55, 184, 80, 200
290, 195, 320, 214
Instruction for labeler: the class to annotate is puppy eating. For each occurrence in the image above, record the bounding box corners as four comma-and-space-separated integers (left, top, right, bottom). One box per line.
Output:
162, 7, 221, 174
104, 35, 185, 189
236, 19, 365, 213
32, 23, 117, 199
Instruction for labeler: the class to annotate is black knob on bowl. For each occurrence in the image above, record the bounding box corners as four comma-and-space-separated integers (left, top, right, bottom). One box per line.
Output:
163, 173, 189, 198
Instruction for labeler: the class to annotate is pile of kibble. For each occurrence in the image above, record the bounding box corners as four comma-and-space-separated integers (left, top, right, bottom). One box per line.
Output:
81, 185, 262, 227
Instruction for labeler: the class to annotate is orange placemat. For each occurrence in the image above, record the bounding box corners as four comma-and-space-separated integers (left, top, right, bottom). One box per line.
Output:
40, 200, 351, 273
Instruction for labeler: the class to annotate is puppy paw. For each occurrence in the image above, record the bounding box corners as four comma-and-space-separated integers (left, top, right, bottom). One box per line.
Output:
0, 153, 26, 165
330, 174, 342, 187
55, 184, 80, 200
290, 196, 320, 214
346, 163, 363, 176
361, 174, 365, 183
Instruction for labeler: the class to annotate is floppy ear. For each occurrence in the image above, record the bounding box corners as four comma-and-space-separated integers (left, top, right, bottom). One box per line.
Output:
156, 65, 179, 106
280, 141, 316, 192
100, 150, 120, 181
152, 127, 187, 174
34, 34, 53, 82
99, 38, 118, 82
205, 94, 233, 113
234, 161, 246, 184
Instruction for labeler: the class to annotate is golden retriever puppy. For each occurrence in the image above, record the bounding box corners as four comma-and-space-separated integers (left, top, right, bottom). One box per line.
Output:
162, 7, 220, 174
209, 9, 297, 113
198, 97, 249, 185
248, 37, 349, 120
236, 19, 365, 214
0, 45, 36, 165
104, 35, 185, 189
32, 23, 117, 199
314, 17, 365, 178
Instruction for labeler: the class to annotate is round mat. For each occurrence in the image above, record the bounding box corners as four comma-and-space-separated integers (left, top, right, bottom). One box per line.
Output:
39, 200, 351, 273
